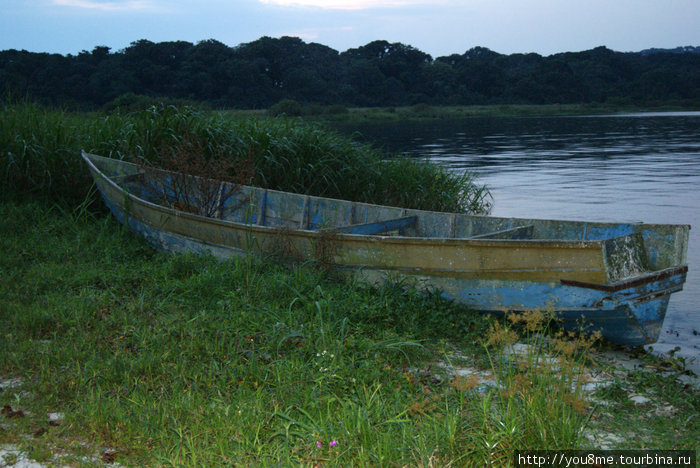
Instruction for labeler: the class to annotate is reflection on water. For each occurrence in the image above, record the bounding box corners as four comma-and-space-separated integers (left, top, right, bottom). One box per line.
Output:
334, 113, 700, 365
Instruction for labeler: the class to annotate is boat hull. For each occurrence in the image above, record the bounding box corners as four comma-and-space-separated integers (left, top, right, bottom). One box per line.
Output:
83, 152, 690, 346
376, 269, 686, 346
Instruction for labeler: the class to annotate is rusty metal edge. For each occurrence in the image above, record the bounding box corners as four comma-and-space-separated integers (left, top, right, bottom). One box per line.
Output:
560, 265, 689, 292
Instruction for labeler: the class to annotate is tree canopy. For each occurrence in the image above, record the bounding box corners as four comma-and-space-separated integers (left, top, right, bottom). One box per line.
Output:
1, 37, 698, 110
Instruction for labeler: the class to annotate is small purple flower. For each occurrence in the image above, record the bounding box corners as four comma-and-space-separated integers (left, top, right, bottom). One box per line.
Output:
329, 440, 338, 447
316, 441, 322, 448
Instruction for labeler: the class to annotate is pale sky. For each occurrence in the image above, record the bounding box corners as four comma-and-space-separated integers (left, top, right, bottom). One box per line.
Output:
1, 0, 698, 57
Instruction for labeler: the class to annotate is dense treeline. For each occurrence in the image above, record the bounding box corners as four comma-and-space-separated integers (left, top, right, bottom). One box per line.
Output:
1, 36, 699, 110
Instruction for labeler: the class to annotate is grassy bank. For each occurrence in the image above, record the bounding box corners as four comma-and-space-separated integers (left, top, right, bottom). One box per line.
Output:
226, 102, 700, 124
336, 102, 699, 121
1, 201, 697, 466
0, 102, 490, 214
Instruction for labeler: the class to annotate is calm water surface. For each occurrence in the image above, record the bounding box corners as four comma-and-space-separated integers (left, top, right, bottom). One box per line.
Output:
334, 112, 700, 366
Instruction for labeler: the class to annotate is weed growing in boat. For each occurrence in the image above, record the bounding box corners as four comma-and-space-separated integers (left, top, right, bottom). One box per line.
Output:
139, 129, 255, 218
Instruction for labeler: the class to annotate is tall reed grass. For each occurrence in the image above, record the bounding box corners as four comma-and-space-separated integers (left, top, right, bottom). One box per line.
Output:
0, 101, 490, 213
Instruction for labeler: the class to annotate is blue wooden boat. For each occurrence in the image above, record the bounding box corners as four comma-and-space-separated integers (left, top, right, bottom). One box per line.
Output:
83, 152, 690, 346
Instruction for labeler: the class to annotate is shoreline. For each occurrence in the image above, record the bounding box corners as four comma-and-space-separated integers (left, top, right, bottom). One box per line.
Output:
224, 103, 700, 123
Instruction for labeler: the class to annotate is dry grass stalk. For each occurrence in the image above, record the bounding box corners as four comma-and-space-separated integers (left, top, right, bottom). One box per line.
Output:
270, 226, 303, 262
311, 227, 340, 274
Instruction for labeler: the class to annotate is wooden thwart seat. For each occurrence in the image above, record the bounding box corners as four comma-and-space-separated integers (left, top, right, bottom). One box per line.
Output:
468, 224, 534, 240
318, 216, 417, 235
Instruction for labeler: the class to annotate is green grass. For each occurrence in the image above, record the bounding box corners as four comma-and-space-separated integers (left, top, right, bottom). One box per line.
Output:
0, 200, 484, 466
0, 101, 490, 214
1, 200, 696, 466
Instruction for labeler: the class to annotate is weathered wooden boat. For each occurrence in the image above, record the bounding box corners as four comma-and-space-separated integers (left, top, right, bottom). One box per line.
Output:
82, 151, 690, 346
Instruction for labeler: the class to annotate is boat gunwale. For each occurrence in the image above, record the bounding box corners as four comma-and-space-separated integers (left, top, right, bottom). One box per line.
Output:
560, 265, 688, 292
81, 152, 691, 252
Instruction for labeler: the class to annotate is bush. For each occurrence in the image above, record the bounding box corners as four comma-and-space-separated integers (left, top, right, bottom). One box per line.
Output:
268, 99, 303, 117
325, 104, 349, 115
102, 93, 206, 114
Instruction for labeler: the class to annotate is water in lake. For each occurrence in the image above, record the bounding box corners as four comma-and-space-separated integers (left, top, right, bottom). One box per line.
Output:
333, 112, 700, 370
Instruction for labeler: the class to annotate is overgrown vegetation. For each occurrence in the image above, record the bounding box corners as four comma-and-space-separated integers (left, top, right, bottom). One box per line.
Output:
137, 128, 255, 218
2, 201, 696, 466
0, 101, 490, 214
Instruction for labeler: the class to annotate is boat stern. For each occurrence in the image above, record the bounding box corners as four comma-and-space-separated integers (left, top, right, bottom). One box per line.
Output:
559, 265, 688, 345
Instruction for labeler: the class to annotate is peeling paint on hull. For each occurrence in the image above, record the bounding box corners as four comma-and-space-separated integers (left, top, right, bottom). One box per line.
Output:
83, 152, 690, 346
372, 271, 686, 346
